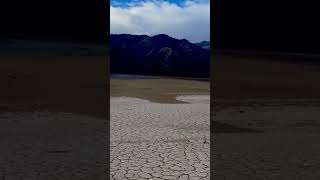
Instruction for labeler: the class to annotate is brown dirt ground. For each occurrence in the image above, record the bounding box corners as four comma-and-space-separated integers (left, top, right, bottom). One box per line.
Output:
213, 53, 320, 110
110, 78, 209, 103
0, 55, 108, 117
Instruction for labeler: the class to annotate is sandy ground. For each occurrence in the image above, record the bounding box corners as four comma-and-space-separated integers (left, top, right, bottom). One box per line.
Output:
0, 55, 108, 116
0, 55, 108, 179
111, 96, 210, 180
213, 53, 320, 179
214, 53, 320, 100
111, 78, 209, 104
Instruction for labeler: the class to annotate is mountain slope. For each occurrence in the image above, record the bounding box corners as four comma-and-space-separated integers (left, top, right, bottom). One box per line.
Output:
110, 34, 210, 78
195, 41, 210, 50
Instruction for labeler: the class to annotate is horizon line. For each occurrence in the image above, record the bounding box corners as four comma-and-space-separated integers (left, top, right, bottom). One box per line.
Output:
110, 33, 210, 43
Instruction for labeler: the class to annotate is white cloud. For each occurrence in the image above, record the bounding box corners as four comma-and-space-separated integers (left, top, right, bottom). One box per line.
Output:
110, 0, 210, 43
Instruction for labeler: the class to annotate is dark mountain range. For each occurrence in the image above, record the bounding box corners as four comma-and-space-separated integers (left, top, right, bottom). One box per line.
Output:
0, 39, 108, 56
110, 34, 210, 78
195, 41, 210, 50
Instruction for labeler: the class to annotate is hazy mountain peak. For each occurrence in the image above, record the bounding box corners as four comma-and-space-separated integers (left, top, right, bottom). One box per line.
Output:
194, 41, 210, 50
152, 34, 171, 38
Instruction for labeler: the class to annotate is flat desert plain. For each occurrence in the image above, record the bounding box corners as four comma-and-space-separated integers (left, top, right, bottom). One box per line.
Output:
214, 52, 320, 179
0, 55, 108, 179
0, 55, 108, 116
111, 78, 209, 103
111, 78, 210, 179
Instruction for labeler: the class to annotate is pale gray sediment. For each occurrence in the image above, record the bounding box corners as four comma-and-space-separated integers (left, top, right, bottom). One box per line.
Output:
111, 96, 210, 180
214, 103, 320, 180
0, 111, 107, 179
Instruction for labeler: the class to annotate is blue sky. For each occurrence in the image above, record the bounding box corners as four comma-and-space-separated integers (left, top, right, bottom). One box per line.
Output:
110, 0, 210, 43
111, 0, 206, 7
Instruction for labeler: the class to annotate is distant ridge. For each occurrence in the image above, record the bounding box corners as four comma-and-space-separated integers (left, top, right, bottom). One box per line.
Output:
0, 39, 108, 56
195, 41, 210, 50
215, 49, 320, 63
110, 34, 210, 78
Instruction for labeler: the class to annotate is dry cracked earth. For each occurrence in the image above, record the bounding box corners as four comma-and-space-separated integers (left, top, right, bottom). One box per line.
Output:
111, 96, 210, 180
0, 111, 107, 180
214, 102, 320, 180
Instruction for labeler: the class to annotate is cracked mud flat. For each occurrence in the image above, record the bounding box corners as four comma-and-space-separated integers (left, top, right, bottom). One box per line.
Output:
111, 96, 210, 180
214, 103, 320, 180
0, 111, 107, 180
